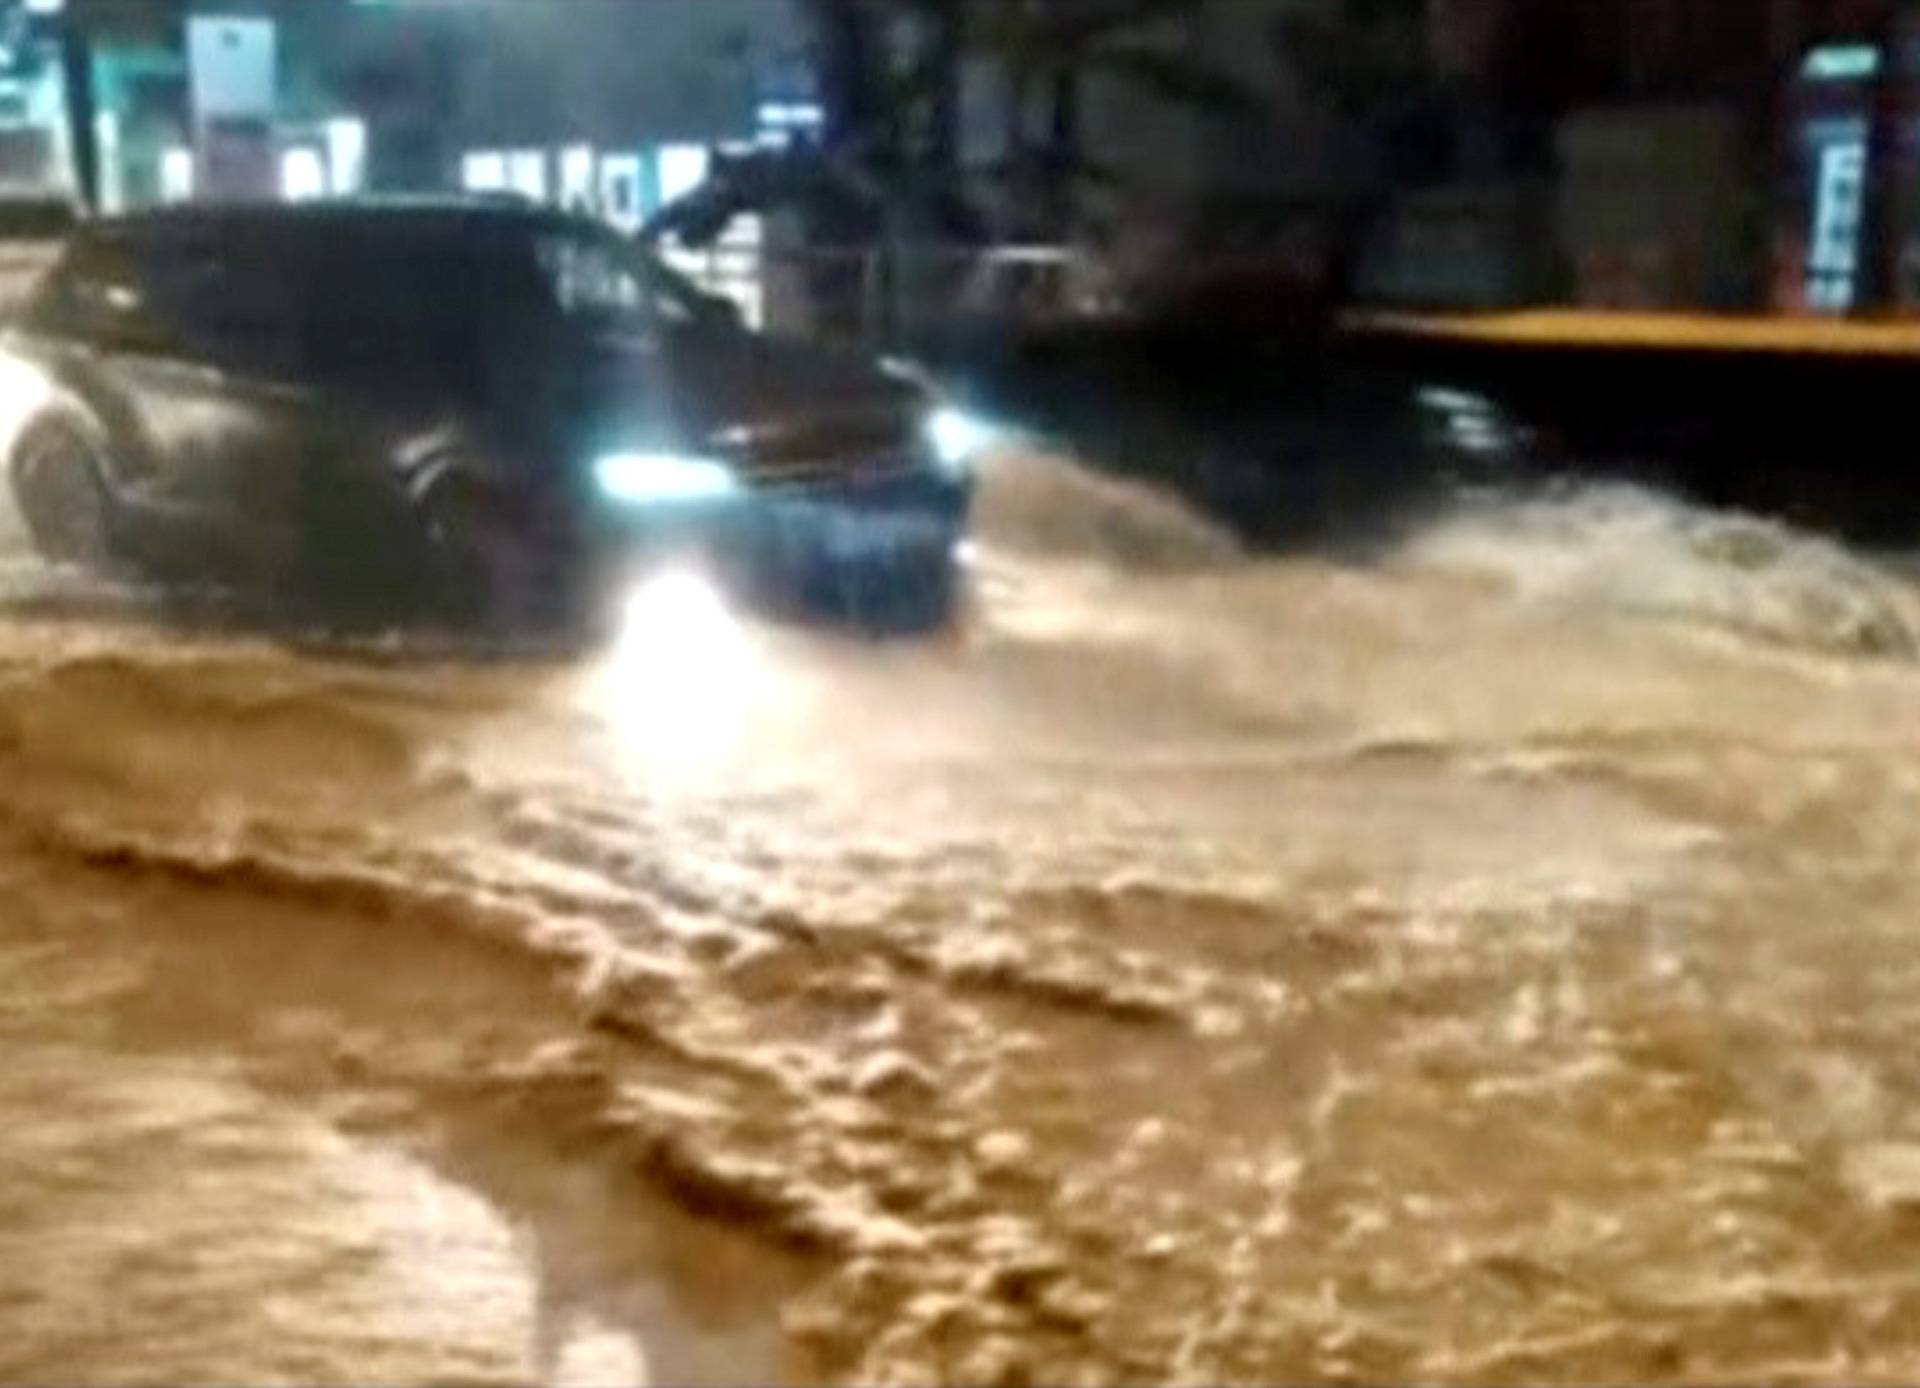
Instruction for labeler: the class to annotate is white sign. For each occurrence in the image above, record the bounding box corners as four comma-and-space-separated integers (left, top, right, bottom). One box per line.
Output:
188, 16, 277, 122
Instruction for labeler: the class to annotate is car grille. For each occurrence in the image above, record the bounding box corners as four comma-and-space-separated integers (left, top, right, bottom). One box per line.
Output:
720, 410, 921, 485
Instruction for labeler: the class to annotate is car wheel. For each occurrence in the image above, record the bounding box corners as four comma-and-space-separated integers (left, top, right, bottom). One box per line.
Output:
417, 469, 565, 634
11, 420, 114, 567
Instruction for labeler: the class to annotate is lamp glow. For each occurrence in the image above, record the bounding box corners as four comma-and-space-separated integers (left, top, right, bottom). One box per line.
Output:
594, 453, 739, 504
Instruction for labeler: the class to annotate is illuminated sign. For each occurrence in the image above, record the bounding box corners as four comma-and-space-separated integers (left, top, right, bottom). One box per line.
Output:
188, 17, 276, 120
1802, 44, 1881, 82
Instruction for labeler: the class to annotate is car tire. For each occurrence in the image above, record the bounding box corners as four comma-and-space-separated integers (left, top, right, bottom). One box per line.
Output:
10, 419, 115, 568
416, 468, 566, 635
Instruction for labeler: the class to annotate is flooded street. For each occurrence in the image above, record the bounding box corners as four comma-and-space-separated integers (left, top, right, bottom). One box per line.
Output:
7, 447, 1920, 1385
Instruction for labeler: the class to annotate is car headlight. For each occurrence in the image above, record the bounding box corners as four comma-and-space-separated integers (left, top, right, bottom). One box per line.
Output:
593, 453, 739, 504
925, 408, 995, 476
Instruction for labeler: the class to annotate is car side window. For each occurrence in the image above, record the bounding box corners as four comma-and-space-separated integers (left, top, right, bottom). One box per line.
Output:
532, 232, 694, 331
536, 235, 643, 316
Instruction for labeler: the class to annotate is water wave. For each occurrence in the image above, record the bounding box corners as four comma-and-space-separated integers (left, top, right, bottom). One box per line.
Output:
3, 447, 1920, 1383
970, 446, 1243, 571
975, 444, 1920, 660
1403, 480, 1920, 658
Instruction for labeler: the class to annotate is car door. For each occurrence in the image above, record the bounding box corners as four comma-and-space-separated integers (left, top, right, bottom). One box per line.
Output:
135, 227, 322, 581
277, 225, 476, 589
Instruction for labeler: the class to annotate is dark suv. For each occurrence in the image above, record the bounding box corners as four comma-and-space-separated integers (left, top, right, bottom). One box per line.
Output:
0, 200, 978, 626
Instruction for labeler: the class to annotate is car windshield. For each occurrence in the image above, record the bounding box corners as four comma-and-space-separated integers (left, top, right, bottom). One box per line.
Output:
529, 226, 712, 333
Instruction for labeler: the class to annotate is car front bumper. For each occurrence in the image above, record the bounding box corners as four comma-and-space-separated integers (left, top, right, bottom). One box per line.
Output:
575, 462, 974, 590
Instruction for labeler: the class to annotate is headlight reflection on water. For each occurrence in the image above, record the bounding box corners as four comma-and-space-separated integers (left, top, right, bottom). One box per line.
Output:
595, 569, 762, 767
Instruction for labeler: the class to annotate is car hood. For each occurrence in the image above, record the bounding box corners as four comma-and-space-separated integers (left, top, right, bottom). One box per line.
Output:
666, 329, 917, 426
525, 327, 927, 483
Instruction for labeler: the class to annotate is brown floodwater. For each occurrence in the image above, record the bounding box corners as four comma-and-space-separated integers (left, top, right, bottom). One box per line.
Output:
4, 451, 1920, 1385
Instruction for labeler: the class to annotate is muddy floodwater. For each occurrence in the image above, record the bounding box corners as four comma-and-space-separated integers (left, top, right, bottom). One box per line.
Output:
6, 449, 1920, 1385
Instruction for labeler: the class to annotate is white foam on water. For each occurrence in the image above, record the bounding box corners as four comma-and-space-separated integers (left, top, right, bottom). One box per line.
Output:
973, 440, 1920, 663
1402, 480, 1920, 658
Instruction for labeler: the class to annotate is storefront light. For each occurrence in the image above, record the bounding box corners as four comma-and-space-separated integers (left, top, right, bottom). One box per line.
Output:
507, 149, 546, 203
755, 102, 824, 131
463, 150, 506, 193
160, 146, 193, 203
326, 118, 366, 195
560, 144, 594, 211
599, 153, 642, 231
658, 144, 709, 204
281, 147, 325, 202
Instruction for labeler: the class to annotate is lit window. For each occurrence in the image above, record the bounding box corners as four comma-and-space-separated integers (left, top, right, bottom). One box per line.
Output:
1803, 45, 1880, 82
160, 146, 193, 203
462, 150, 506, 193
281, 147, 325, 202
598, 154, 642, 233
325, 118, 366, 195
658, 144, 709, 205
755, 102, 824, 131
560, 144, 595, 213
1807, 138, 1867, 311
507, 149, 547, 203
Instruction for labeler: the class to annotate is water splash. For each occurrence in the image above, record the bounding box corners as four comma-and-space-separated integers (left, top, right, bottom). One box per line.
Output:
1403, 480, 1920, 658
969, 446, 1243, 572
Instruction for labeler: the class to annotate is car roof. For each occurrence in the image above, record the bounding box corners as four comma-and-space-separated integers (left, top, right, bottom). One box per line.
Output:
91, 197, 595, 245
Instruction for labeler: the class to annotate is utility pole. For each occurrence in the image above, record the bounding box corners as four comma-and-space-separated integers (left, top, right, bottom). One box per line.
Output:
58, 2, 98, 213
55, 0, 187, 215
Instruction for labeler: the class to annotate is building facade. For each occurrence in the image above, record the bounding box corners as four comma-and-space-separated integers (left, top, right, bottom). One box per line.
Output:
28, 0, 1920, 318
1365, 0, 1920, 311
26, 0, 812, 224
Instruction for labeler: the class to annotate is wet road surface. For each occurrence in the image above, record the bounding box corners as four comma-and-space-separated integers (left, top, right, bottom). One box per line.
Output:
6, 450, 1920, 1384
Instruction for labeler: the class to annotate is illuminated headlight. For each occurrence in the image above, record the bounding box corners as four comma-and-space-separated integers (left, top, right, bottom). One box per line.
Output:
925, 408, 994, 476
593, 453, 739, 504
